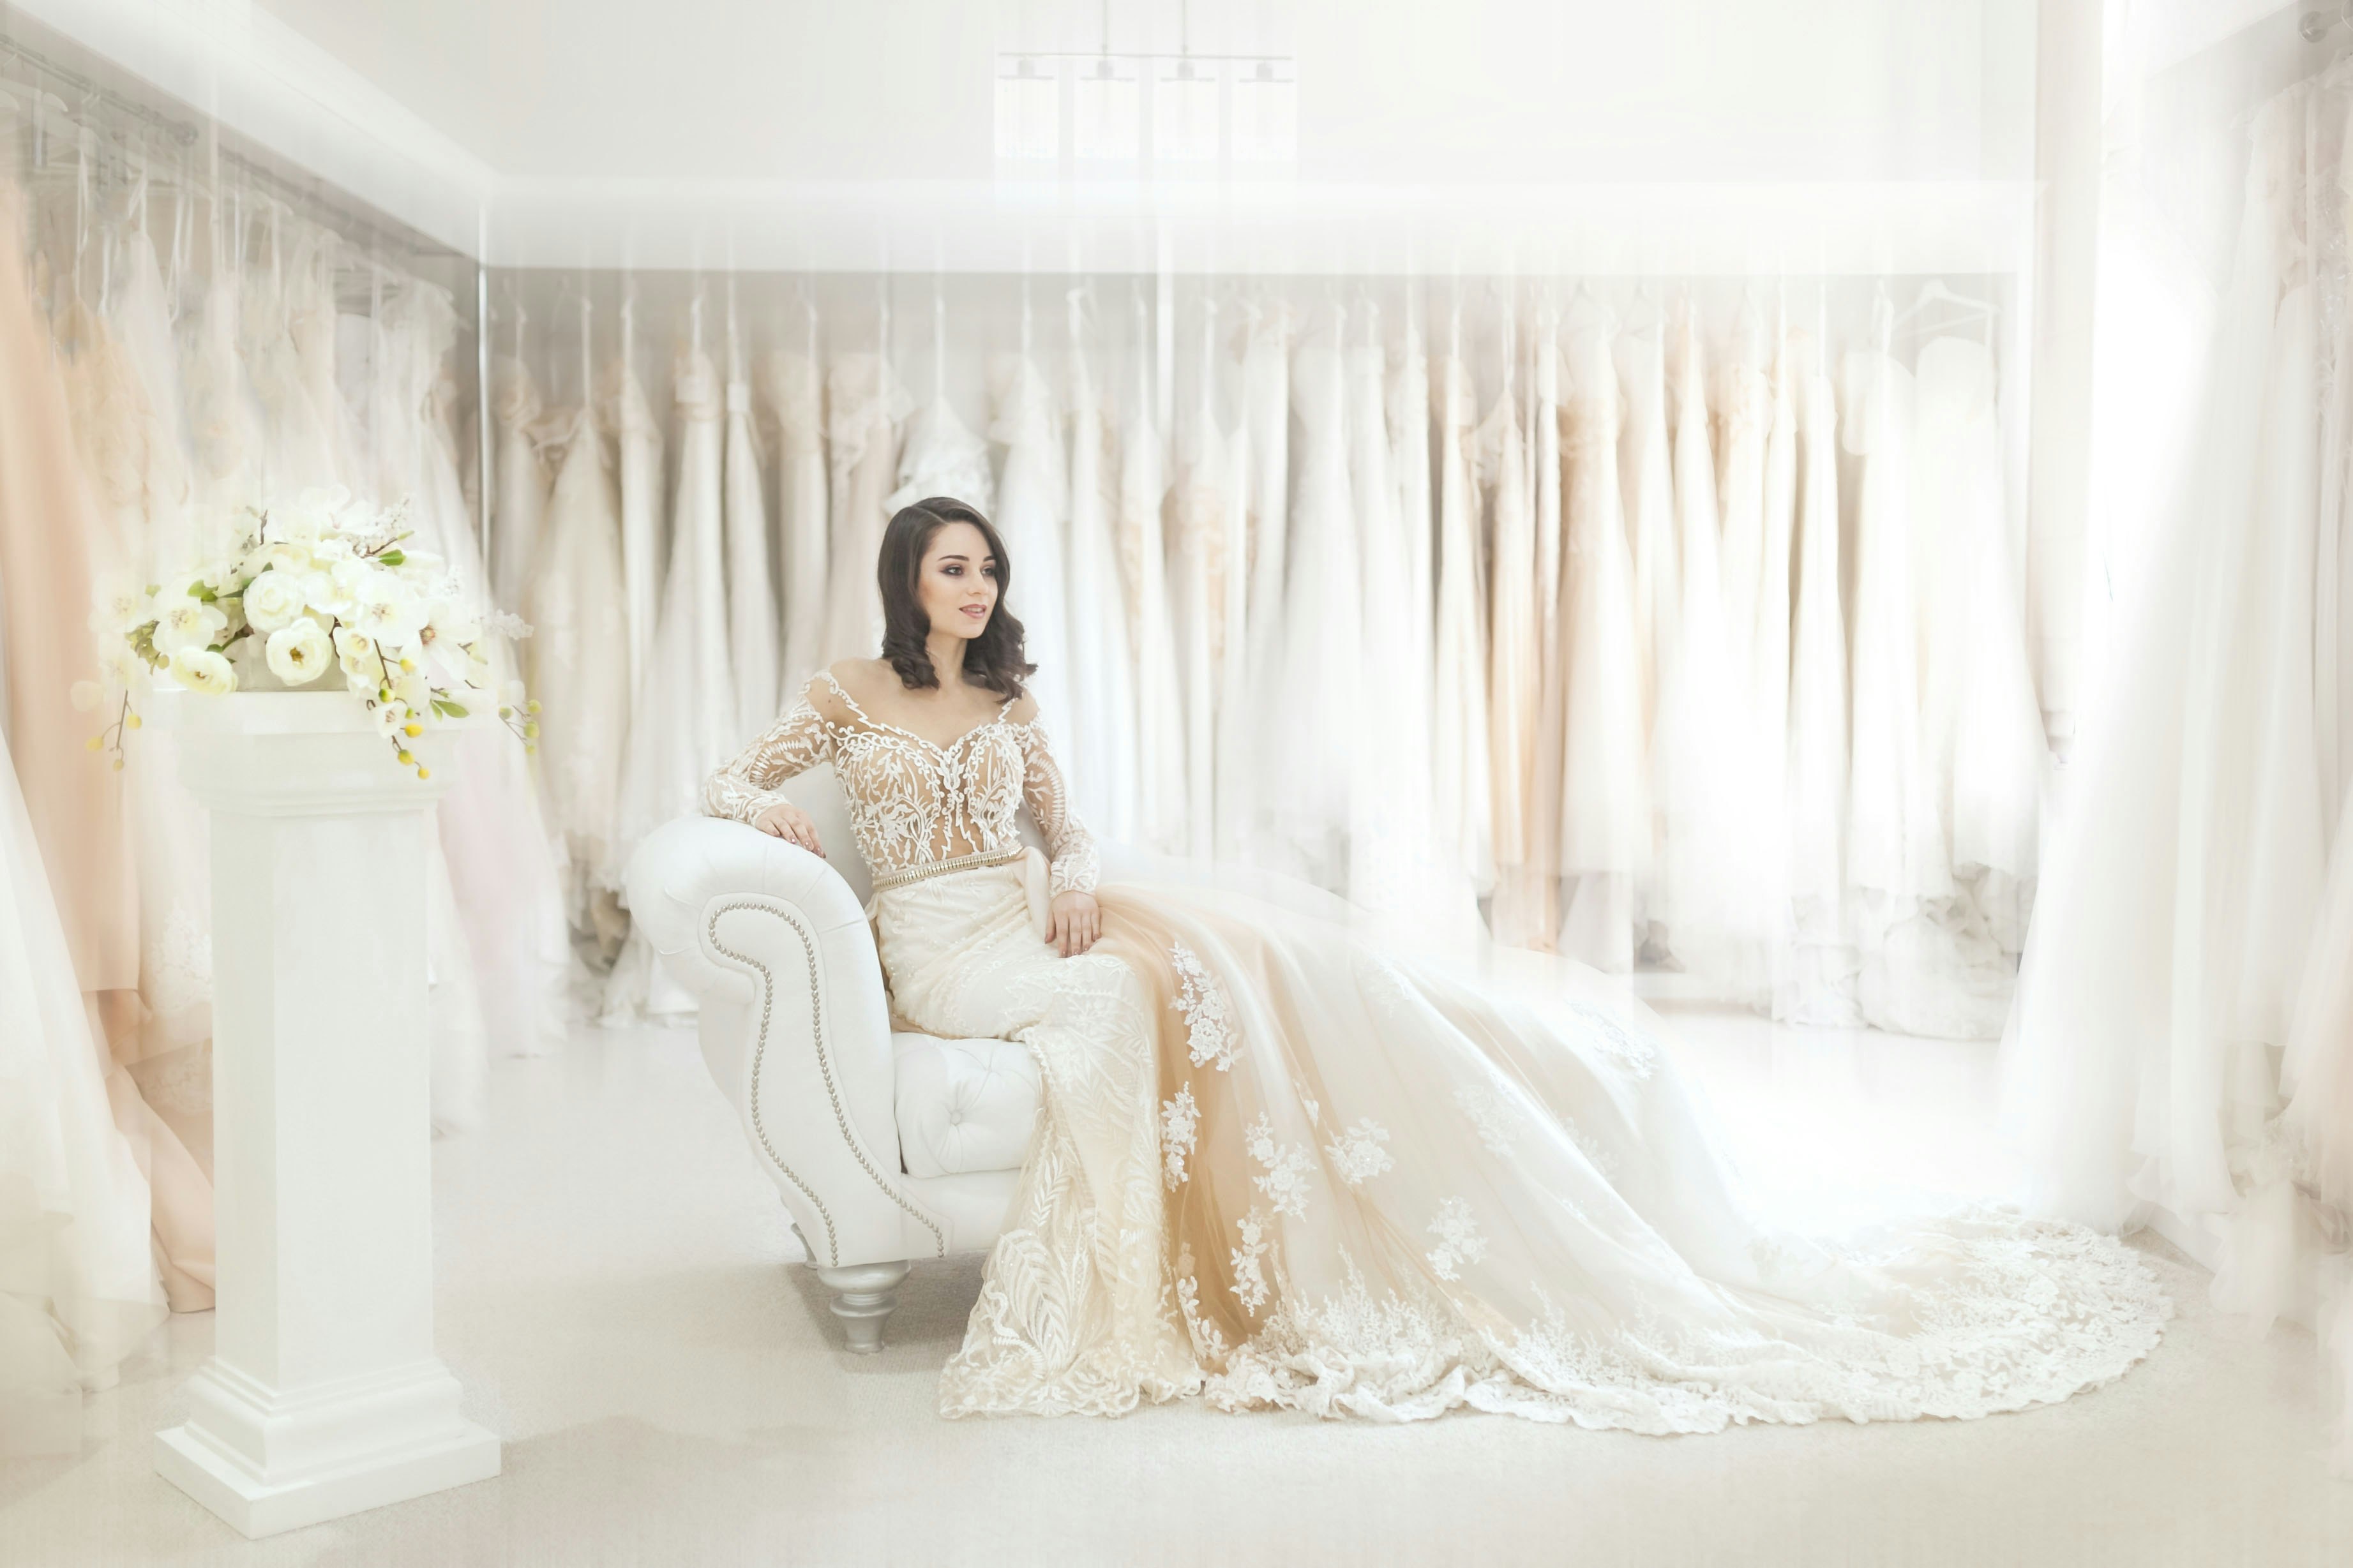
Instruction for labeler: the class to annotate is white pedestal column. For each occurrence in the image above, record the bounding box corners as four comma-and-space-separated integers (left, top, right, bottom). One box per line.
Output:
151, 693, 499, 1538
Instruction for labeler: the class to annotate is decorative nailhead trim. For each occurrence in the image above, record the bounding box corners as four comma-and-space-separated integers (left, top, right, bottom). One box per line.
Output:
704, 899, 947, 1264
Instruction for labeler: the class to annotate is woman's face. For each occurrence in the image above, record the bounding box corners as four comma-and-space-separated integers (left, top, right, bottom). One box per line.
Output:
917, 520, 999, 641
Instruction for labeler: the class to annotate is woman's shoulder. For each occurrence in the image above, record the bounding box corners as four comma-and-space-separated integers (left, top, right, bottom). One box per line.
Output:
1004, 691, 1041, 728
804, 659, 888, 722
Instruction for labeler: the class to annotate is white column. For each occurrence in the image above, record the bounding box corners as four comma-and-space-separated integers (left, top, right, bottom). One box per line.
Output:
152, 693, 499, 1539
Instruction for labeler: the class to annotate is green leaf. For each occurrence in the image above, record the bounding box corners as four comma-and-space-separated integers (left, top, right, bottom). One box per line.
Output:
377, 549, 405, 567
187, 582, 217, 602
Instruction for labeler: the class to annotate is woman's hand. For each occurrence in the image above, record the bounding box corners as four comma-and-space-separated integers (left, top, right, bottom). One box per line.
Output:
751, 800, 825, 858
1049, 890, 1100, 957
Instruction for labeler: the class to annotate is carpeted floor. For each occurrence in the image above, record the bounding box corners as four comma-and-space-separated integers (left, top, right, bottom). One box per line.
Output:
8, 1008, 2350, 1567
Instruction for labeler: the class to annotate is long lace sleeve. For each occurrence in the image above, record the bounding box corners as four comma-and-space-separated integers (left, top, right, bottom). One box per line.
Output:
703, 698, 832, 825
1016, 719, 1099, 895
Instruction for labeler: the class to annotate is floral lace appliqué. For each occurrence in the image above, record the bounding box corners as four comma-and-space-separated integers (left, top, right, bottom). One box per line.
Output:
1161, 1085, 1200, 1190
1232, 1208, 1274, 1315
1455, 1084, 1518, 1157
1171, 941, 1239, 1071
1325, 1119, 1396, 1187
1246, 1112, 1316, 1219
1426, 1197, 1489, 1282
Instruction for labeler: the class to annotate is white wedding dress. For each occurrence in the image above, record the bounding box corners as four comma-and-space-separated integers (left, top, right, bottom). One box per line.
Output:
724, 333, 781, 743
1267, 310, 1362, 892
707, 671, 2167, 1428
1781, 328, 1861, 1026
1481, 336, 1545, 946
1, 716, 167, 1453
1118, 296, 1189, 857
1172, 303, 1241, 862
601, 313, 666, 728
1554, 301, 1647, 971
763, 341, 830, 702
1431, 336, 1494, 897
1061, 299, 1139, 842
988, 350, 1074, 738
1615, 316, 1679, 958
820, 352, 910, 669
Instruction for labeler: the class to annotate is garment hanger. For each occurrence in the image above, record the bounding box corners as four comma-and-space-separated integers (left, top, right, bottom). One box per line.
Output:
1891, 277, 1995, 343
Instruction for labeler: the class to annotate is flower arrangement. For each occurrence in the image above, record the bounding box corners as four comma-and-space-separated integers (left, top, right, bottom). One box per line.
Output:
87, 488, 538, 777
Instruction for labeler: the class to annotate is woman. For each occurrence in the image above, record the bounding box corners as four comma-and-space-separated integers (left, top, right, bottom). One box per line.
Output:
705, 498, 2167, 1428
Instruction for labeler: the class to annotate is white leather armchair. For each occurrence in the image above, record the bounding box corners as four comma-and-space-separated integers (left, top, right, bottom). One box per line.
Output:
623, 766, 1044, 1352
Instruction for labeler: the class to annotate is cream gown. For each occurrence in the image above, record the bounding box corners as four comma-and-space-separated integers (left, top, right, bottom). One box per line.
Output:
706, 673, 2166, 1428
1554, 302, 1647, 972
1062, 299, 1139, 843
723, 336, 781, 742
763, 341, 831, 703
820, 352, 910, 668
988, 350, 1074, 747
1118, 296, 1188, 857
1431, 338, 1494, 897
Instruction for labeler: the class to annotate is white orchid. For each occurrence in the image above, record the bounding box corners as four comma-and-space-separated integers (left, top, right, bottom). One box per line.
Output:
153, 595, 229, 655
347, 575, 428, 649
265, 617, 333, 687
169, 646, 237, 695
242, 569, 309, 634
90, 578, 151, 634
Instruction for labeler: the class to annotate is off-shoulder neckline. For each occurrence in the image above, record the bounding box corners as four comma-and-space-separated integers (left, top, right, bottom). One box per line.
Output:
816, 670, 1023, 756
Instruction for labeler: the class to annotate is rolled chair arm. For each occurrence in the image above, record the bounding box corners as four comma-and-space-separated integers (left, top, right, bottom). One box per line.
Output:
624, 815, 947, 1269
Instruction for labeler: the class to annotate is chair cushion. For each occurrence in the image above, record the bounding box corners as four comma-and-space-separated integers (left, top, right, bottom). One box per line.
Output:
891, 1032, 1041, 1179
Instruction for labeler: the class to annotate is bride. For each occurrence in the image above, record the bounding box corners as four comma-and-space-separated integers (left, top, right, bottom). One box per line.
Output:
705, 497, 2167, 1429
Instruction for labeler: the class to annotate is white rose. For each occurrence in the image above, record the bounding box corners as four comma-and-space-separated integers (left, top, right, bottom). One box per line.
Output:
264, 616, 333, 687
245, 538, 315, 579
169, 646, 237, 695
153, 597, 229, 655
243, 569, 308, 634
347, 574, 428, 649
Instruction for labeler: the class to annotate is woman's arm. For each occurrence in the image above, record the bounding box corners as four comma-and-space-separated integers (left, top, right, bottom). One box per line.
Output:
704, 693, 833, 826
1014, 710, 1102, 956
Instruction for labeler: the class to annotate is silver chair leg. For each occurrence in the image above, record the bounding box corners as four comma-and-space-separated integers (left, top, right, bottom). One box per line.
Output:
813, 1260, 910, 1354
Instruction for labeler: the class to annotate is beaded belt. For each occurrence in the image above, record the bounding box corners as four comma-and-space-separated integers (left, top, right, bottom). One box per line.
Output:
870, 845, 1026, 892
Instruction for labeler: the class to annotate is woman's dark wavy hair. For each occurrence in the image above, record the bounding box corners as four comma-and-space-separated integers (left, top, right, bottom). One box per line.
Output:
876, 497, 1034, 700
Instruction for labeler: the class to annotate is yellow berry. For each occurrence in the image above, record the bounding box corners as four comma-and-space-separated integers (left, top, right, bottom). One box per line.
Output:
378, 685, 392, 703
397, 750, 414, 765
404, 722, 422, 737
525, 699, 541, 715
400, 658, 416, 672
497, 706, 512, 719
126, 713, 143, 730
415, 766, 430, 780
110, 758, 124, 771
86, 734, 103, 751
523, 721, 540, 740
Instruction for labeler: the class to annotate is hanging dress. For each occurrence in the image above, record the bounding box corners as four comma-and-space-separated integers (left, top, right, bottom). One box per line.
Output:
1913, 335, 2045, 956
1554, 301, 1647, 973
1480, 340, 1545, 944
989, 347, 1074, 736
1615, 315, 1679, 956
601, 311, 666, 728
724, 334, 781, 741
4, 191, 205, 1310
1388, 304, 1443, 888
491, 352, 550, 618
1655, 303, 1756, 994
1120, 295, 1188, 856
1267, 308, 1362, 892
820, 352, 908, 666
524, 399, 630, 929
1171, 302, 1236, 862
0, 710, 168, 1452
1524, 302, 1568, 955
763, 341, 831, 703
1431, 340, 1494, 897
2006, 87, 2332, 1232
1236, 301, 1291, 862
1347, 311, 1439, 915
1780, 329, 1858, 1026
1751, 313, 1800, 987
1061, 295, 1139, 841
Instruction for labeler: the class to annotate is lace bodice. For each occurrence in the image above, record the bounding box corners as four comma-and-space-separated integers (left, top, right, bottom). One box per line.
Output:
705, 670, 1100, 895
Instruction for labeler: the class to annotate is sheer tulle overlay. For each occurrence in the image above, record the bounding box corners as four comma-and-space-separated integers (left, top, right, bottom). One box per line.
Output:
708, 689, 2168, 1429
